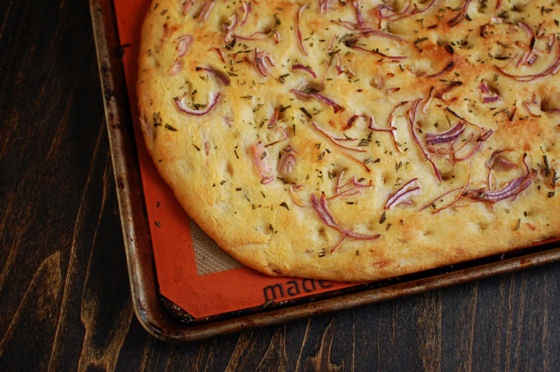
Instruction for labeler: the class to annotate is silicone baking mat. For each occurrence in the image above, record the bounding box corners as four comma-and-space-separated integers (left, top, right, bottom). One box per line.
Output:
113, 0, 360, 320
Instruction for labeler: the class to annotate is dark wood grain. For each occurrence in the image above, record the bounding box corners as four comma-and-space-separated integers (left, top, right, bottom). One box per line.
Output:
1, 1, 560, 371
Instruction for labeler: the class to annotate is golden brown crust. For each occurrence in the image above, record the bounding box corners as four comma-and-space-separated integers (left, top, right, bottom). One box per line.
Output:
137, 0, 560, 281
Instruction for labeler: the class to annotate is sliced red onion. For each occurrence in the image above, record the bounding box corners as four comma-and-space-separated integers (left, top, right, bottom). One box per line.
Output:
413, 0, 438, 15
223, 14, 238, 43
278, 148, 296, 176
335, 170, 345, 192
182, 0, 195, 14
518, 21, 534, 39
211, 47, 226, 63
328, 188, 361, 201
352, 176, 372, 188
385, 101, 411, 152
444, 107, 485, 131
425, 123, 465, 145
332, 21, 406, 42
291, 89, 344, 113
254, 48, 275, 77
495, 0, 502, 10
547, 35, 556, 52
289, 185, 307, 207
376, 1, 411, 21
168, 59, 184, 76
431, 163, 472, 214
345, 41, 407, 60
454, 140, 483, 162
251, 141, 275, 184
352, 0, 364, 25
523, 94, 542, 117
296, 5, 309, 56
478, 80, 501, 103
486, 149, 517, 171
359, 29, 407, 43
175, 34, 193, 57
195, 66, 231, 85
319, 0, 330, 13
526, 53, 538, 65
313, 92, 345, 112
434, 81, 463, 100
234, 32, 267, 41
345, 115, 360, 130
292, 64, 317, 79
471, 171, 535, 203
483, 95, 501, 104
408, 99, 442, 181
239, 1, 251, 27
265, 126, 288, 147
311, 194, 380, 240
385, 178, 421, 209
420, 186, 463, 211
422, 87, 434, 113
174, 91, 221, 116
480, 128, 494, 141
376, 0, 436, 23
335, 54, 344, 74
223, 115, 233, 128
368, 115, 395, 132
496, 42, 560, 82
448, 0, 472, 27
197, 1, 215, 23
312, 122, 365, 152
268, 108, 280, 129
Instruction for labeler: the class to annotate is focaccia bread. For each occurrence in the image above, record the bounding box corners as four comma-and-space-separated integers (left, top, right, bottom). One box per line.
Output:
137, 0, 560, 281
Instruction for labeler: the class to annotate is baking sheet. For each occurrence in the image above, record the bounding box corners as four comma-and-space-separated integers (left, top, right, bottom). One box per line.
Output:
90, 0, 560, 341
112, 0, 363, 321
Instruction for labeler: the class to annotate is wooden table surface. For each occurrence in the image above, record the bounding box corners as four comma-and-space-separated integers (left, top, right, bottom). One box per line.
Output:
1, 1, 560, 371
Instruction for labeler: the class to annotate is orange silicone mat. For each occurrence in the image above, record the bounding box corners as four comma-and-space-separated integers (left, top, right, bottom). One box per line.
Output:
113, 0, 360, 320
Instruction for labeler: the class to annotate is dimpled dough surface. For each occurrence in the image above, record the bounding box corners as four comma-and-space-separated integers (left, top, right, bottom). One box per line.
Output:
137, 0, 560, 281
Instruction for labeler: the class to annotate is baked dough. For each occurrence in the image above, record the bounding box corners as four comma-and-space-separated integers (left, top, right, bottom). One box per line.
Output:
137, 0, 560, 281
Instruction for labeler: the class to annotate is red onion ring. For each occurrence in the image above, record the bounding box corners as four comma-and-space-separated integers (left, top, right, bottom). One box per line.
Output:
352, 0, 364, 25
174, 91, 221, 116
496, 42, 560, 82
278, 147, 296, 176
239, 1, 251, 27
291, 89, 344, 113
195, 66, 231, 85
448, 0, 472, 27
296, 5, 309, 56
264, 126, 288, 147
175, 34, 193, 57
425, 123, 465, 145
251, 141, 275, 184
311, 194, 380, 241
312, 122, 365, 153
223, 14, 238, 43
168, 59, 184, 76
197, 1, 215, 23
385, 178, 421, 209
292, 64, 317, 79
408, 99, 442, 181
254, 48, 275, 77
